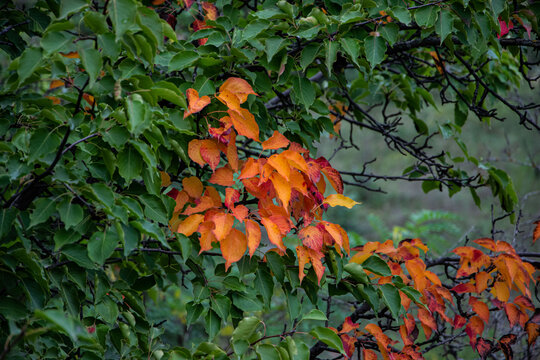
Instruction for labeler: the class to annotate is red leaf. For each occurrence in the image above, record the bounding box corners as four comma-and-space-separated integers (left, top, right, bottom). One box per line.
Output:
340, 333, 356, 358
476, 338, 494, 359
224, 188, 240, 209
526, 322, 540, 346
299, 226, 324, 253
341, 317, 359, 334
200, 140, 221, 171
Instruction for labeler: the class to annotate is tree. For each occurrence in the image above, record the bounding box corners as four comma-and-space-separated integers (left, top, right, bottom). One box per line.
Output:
0, 0, 538, 359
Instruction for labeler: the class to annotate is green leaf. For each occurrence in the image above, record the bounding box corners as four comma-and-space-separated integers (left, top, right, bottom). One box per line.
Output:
0, 209, 16, 238
57, 198, 84, 229
300, 309, 327, 322
391, 7, 411, 25
54, 229, 82, 250
205, 309, 221, 340
339, 38, 361, 68
83, 11, 108, 34
292, 76, 315, 109
256, 344, 280, 360
362, 255, 391, 276
0, 297, 28, 320
117, 145, 143, 184
232, 316, 261, 340
126, 95, 151, 136
379, 23, 399, 46
91, 183, 115, 209
343, 263, 370, 284
415, 6, 439, 27
18, 48, 42, 83
185, 302, 204, 326
28, 128, 61, 163
255, 265, 274, 305
435, 9, 454, 43
35, 309, 78, 340
242, 20, 270, 41
265, 251, 285, 283
41, 32, 71, 55
59, 0, 89, 20
364, 36, 386, 68
79, 48, 102, 87
129, 140, 157, 169
300, 43, 320, 70
211, 295, 231, 321
88, 226, 119, 265
152, 81, 187, 108
325, 40, 338, 75
62, 244, 96, 268
169, 51, 199, 71
380, 283, 401, 319
309, 327, 345, 354
30, 197, 58, 228
109, 0, 138, 39
265, 37, 285, 62
232, 291, 263, 312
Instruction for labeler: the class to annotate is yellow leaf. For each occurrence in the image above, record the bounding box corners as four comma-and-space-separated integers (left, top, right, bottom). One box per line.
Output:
322, 194, 360, 208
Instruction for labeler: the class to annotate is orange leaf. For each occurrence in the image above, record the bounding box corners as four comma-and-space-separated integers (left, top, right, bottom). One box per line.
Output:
364, 323, 394, 349
211, 212, 234, 241
267, 154, 291, 181
217, 89, 241, 110
83, 93, 95, 106
228, 108, 260, 142
238, 158, 260, 179
504, 303, 520, 327
184, 88, 211, 118
270, 172, 291, 209
209, 165, 235, 186
182, 196, 215, 215
231, 205, 249, 222
262, 131, 290, 150
188, 140, 206, 167
182, 176, 204, 198
152, 0, 166, 4
46, 96, 61, 104
200, 139, 221, 170
475, 271, 490, 293
319, 221, 345, 249
219, 77, 258, 104
60, 51, 79, 58
49, 80, 65, 89
261, 217, 286, 252
245, 219, 261, 257
221, 228, 247, 270
224, 188, 240, 209
321, 166, 344, 195
473, 238, 496, 252
174, 190, 189, 213
526, 322, 540, 346
362, 349, 377, 360
202, 1, 218, 20
177, 214, 204, 236
323, 194, 360, 208
465, 316, 485, 345
533, 220, 540, 244
492, 281, 510, 302
226, 131, 239, 171
341, 317, 359, 333
160, 171, 171, 187
296, 245, 324, 284
198, 221, 216, 252
299, 226, 324, 253
418, 308, 437, 332
470, 298, 490, 324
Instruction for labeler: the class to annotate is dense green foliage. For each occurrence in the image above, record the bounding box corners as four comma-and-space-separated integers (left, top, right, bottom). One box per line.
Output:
0, 0, 538, 359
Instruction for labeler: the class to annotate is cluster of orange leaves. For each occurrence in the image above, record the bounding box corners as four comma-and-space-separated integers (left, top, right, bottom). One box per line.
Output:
342, 238, 538, 359
168, 77, 358, 282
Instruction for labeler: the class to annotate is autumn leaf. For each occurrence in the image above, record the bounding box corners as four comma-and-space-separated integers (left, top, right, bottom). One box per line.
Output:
262, 131, 290, 150
261, 217, 286, 252
228, 108, 260, 142
184, 88, 211, 118
219, 77, 258, 103
209, 165, 235, 186
202, 2, 218, 20
177, 214, 205, 236
533, 220, 540, 244
182, 176, 204, 198
200, 139, 221, 170
188, 140, 206, 167
211, 212, 234, 241
221, 228, 247, 270
245, 219, 261, 257
323, 194, 360, 208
